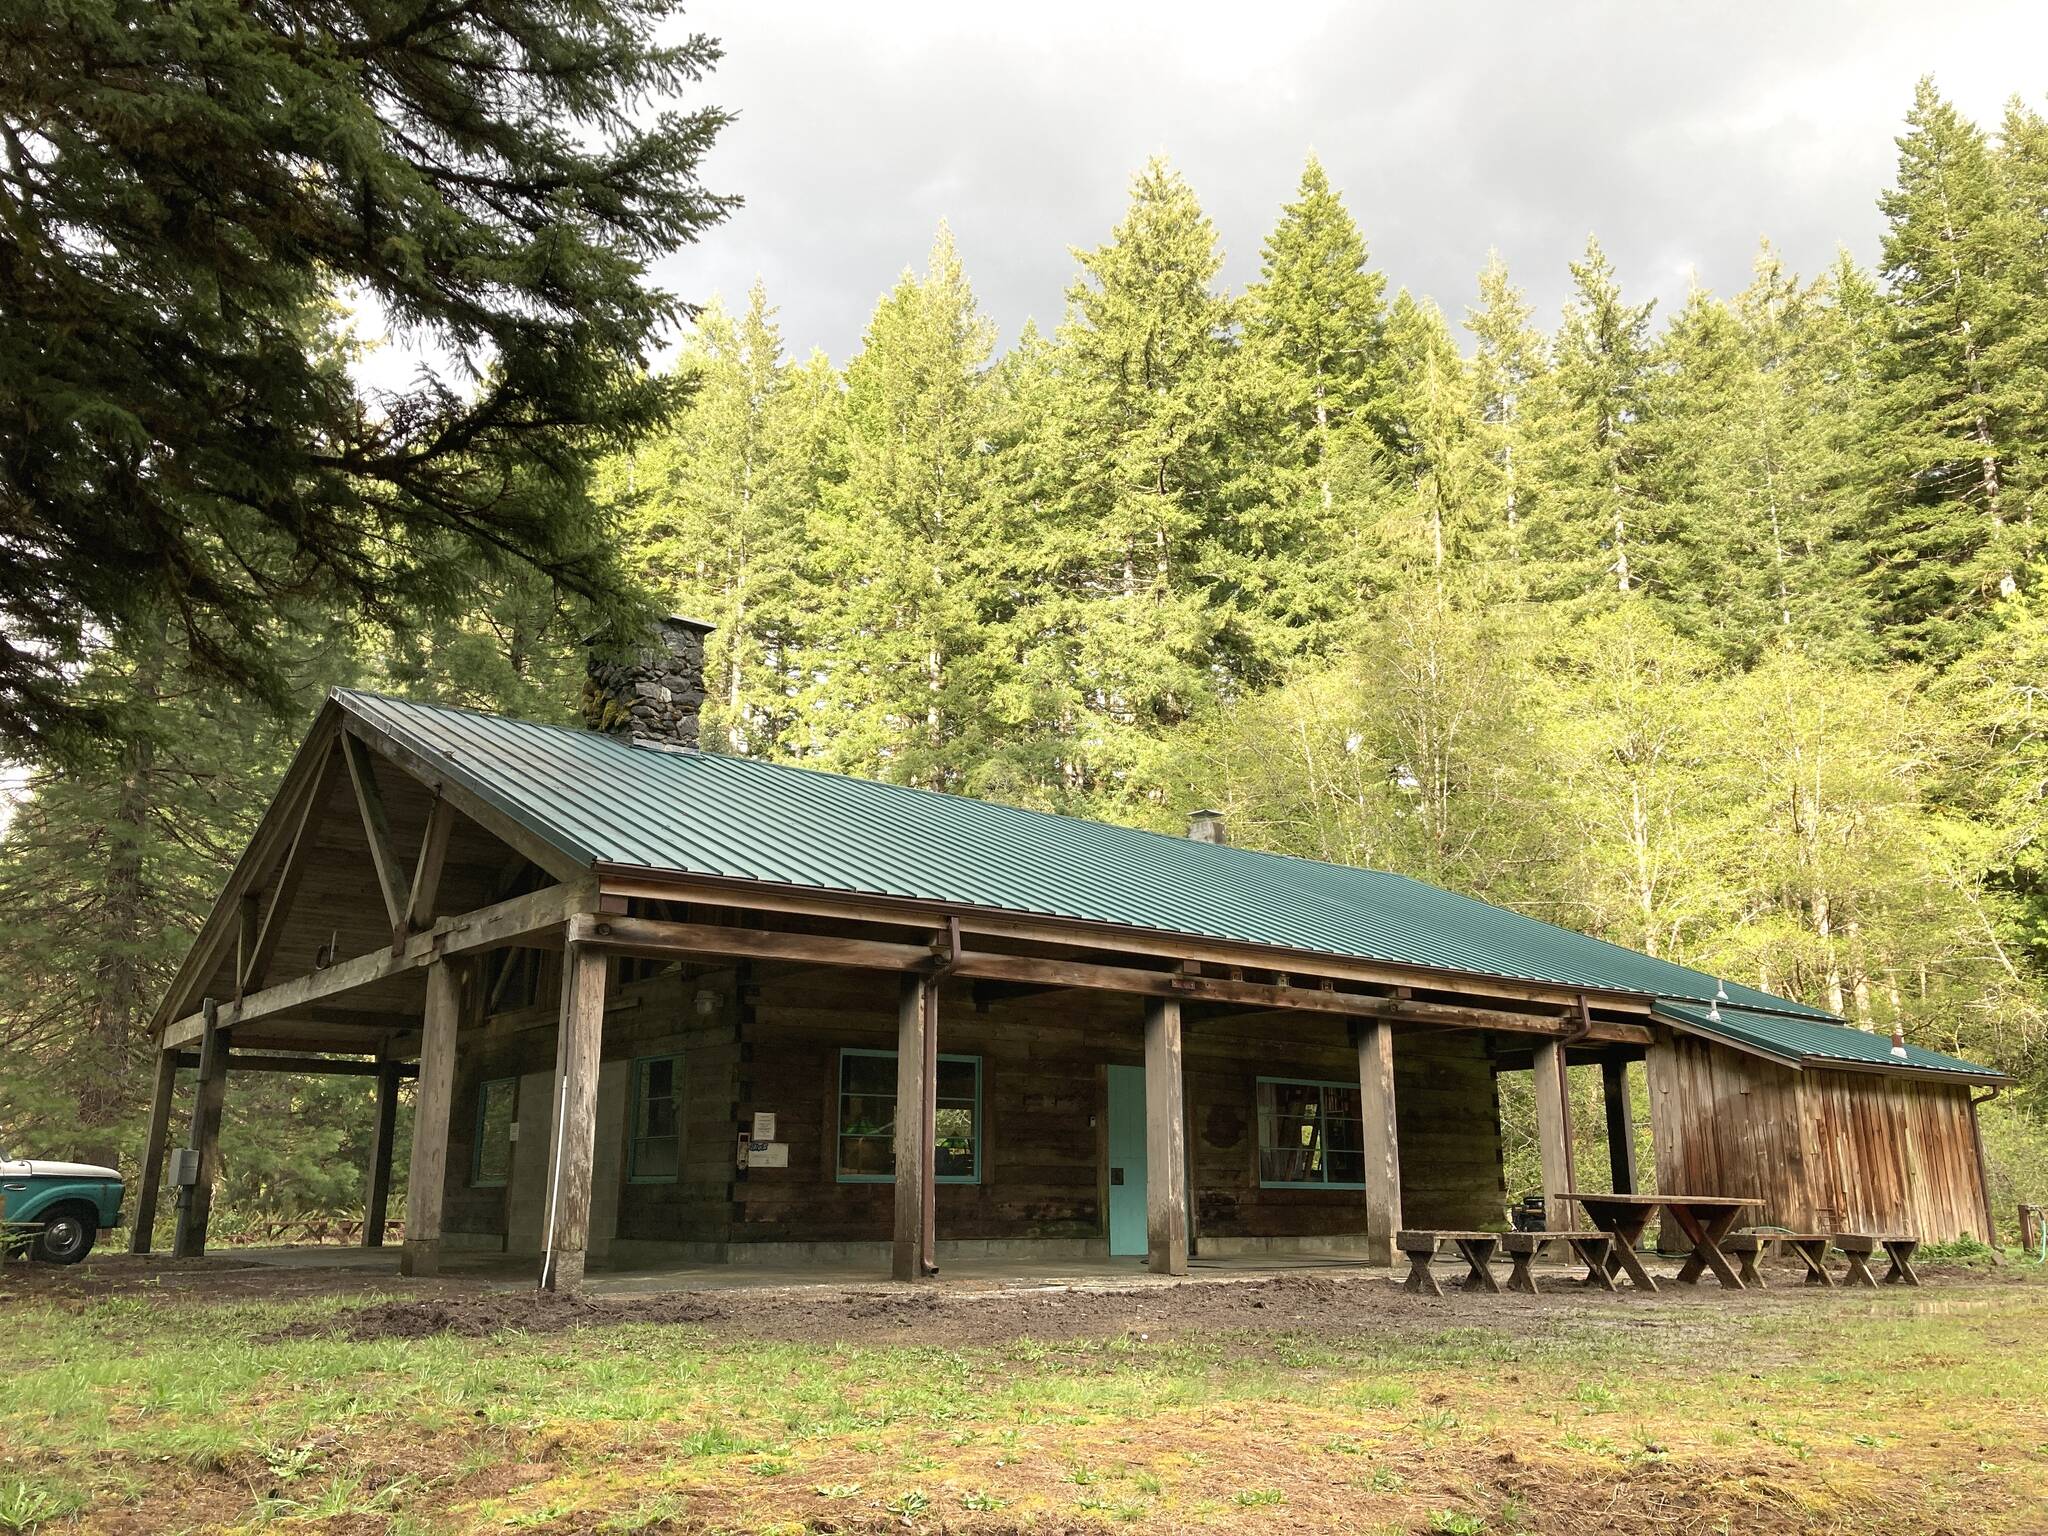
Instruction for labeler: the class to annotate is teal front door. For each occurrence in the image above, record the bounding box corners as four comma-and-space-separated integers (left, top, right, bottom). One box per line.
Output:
1107, 1065, 1147, 1257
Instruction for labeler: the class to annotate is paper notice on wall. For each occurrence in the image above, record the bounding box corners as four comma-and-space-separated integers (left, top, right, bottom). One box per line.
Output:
751, 1111, 777, 1141
747, 1141, 789, 1169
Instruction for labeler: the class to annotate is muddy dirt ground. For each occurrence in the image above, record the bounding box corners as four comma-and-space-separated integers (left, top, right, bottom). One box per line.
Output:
4, 1249, 2024, 1349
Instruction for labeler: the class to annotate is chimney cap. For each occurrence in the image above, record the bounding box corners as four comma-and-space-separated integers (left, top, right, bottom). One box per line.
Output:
582, 612, 717, 647
1187, 809, 1227, 845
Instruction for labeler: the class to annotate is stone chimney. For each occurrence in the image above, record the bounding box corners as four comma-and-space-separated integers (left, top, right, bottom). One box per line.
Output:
582, 615, 714, 748
1187, 809, 1227, 845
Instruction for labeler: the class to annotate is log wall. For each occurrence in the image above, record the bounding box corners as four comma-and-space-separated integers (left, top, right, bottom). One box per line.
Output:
736, 964, 1506, 1246
441, 958, 1511, 1253
1646, 1029, 1989, 1242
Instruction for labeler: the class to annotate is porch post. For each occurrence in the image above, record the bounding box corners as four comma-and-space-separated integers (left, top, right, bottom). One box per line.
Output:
892, 974, 934, 1281
540, 941, 607, 1291
1532, 1038, 1575, 1230
1356, 1019, 1401, 1266
363, 1058, 402, 1247
1601, 1056, 1637, 1196
400, 959, 461, 1278
1142, 997, 1188, 1276
172, 999, 226, 1258
129, 1047, 178, 1254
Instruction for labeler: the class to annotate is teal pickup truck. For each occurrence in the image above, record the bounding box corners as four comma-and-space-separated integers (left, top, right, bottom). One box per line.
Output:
1, 1148, 123, 1264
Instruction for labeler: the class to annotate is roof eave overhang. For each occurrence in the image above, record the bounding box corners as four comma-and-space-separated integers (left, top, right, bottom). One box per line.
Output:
1653, 1009, 1805, 1070
1798, 1054, 2010, 1088
594, 861, 1658, 1015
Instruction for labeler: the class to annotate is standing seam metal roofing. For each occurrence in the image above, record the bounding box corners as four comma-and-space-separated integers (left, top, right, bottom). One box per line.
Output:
335, 689, 2001, 1080
1654, 1001, 1995, 1080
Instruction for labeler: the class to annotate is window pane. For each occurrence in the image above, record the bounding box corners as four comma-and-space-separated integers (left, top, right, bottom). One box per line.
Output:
635, 1136, 680, 1180
839, 1051, 979, 1183
843, 1053, 896, 1096
1258, 1079, 1365, 1186
630, 1057, 682, 1181
839, 1133, 894, 1177
475, 1079, 515, 1185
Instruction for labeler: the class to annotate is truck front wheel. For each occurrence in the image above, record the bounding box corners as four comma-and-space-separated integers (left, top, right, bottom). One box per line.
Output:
33, 1208, 96, 1265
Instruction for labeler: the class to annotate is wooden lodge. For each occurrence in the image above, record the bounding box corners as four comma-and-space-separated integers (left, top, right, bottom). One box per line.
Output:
138, 620, 2006, 1288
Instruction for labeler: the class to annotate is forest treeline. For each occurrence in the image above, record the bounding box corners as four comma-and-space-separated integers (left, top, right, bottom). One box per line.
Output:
4, 80, 2046, 1227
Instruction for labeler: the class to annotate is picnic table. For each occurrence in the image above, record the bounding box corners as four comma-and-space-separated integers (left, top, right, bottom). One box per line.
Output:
1562, 1191, 1765, 1292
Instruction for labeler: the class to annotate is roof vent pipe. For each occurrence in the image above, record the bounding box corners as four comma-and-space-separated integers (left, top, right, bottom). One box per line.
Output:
1890, 1022, 1909, 1061
1187, 810, 1227, 845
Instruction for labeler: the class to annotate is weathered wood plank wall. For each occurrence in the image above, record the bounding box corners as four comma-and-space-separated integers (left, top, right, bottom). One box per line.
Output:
1647, 1029, 1988, 1241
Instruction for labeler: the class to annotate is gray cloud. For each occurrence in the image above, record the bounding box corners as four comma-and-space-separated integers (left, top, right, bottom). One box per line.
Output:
654, 0, 2047, 360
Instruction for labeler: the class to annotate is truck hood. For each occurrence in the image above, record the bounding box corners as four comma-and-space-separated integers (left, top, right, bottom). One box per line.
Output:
8, 1159, 122, 1181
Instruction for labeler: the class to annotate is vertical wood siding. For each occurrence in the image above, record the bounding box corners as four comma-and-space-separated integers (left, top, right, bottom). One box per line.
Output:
1649, 1031, 1987, 1241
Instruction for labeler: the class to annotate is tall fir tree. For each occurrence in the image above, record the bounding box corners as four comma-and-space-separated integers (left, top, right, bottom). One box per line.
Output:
615, 285, 827, 755
1862, 78, 2025, 659
1525, 237, 1657, 603
1465, 252, 1549, 591
1016, 159, 1250, 813
805, 227, 1002, 788
1239, 154, 1395, 652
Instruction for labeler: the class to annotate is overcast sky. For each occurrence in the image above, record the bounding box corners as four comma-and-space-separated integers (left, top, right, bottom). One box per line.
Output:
651, 0, 2048, 364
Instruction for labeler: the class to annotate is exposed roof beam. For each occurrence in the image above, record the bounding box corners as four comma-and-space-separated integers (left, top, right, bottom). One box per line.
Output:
594, 867, 1653, 1016
568, 913, 1650, 1046
160, 877, 595, 1050
241, 740, 344, 994
406, 795, 458, 932
342, 731, 410, 933
339, 710, 587, 883
154, 709, 345, 1030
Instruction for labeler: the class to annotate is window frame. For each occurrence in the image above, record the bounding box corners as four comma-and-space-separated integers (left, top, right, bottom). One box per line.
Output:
1255, 1075, 1367, 1191
835, 1047, 983, 1186
627, 1053, 684, 1184
471, 1076, 518, 1188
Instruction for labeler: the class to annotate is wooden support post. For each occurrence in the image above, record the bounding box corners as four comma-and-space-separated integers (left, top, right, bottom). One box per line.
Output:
1602, 1056, 1637, 1196
1143, 997, 1188, 1276
892, 974, 934, 1282
128, 1048, 178, 1254
1532, 1038, 1575, 1231
172, 999, 227, 1259
363, 1059, 402, 1248
539, 943, 607, 1291
1356, 1019, 1402, 1266
400, 961, 462, 1278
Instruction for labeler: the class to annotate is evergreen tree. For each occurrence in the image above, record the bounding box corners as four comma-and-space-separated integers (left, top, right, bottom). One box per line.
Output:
616, 286, 826, 755
805, 227, 1002, 788
1862, 78, 2024, 659
1019, 159, 1250, 812
1465, 253, 1549, 588
1378, 293, 1485, 590
0, 0, 736, 761
1525, 237, 1657, 602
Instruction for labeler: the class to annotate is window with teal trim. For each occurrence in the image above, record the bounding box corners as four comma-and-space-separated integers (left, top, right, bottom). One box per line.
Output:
630, 1055, 681, 1182
836, 1049, 981, 1184
1256, 1078, 1364, 1188
472, 1077, 516, 1187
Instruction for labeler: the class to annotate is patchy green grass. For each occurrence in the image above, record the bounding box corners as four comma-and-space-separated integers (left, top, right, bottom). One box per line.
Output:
3, 1279, 2047, 1532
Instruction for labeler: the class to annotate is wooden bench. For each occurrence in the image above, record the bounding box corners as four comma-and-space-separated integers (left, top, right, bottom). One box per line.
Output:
1722, 1231, 1836, 1286
1499, 1230, 1615, 1294
1833, 1233, 1920, 1288
1396, 1230, 1503, 1297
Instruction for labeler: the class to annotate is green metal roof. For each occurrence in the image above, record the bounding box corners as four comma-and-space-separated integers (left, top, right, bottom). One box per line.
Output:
1654, 1001, 1998, 1081
336, 690, 2001, 1082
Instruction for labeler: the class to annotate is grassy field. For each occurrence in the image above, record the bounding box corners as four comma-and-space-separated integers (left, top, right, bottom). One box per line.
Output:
2, 1260, 2046, 1535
